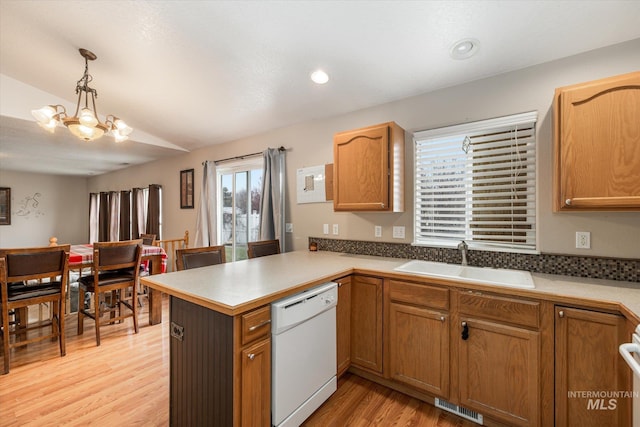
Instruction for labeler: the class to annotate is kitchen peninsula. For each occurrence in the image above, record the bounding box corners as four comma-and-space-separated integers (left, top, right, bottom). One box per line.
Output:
141, 250, 639, 426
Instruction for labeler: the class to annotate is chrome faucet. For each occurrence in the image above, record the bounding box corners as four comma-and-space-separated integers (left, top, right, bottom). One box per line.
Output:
457, 240, 468, 266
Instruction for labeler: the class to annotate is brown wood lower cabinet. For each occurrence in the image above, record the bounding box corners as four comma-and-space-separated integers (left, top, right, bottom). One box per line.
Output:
387, 279, 450, 397
336, 275, 352, 377
457, 317, 540, 426
555, 306, 631, 426
389, 303, 449, 397
240, 338, 271, 427
350, 275, 384, 374
455, 290, 541, 426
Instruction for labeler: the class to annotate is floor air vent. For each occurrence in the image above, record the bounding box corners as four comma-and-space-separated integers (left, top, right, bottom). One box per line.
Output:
435, 398, 483, 425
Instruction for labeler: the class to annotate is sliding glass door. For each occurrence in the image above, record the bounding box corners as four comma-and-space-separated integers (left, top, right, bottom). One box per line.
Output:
218, 160, 263, 261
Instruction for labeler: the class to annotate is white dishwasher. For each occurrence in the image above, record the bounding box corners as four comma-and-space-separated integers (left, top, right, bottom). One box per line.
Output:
271, 282, 338, 427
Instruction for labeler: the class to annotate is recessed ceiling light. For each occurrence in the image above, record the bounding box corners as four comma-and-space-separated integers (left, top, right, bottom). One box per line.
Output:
450, 38, 480, 60
310, 69, 329, 84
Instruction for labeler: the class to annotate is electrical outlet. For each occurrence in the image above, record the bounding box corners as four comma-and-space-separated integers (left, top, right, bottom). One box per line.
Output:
374, 225, 382, 238
576, 231, 591, 249
332, 224, 339, 235
285, 223, 293, 233
323, 224, 329, 235
392, 226, 405, 239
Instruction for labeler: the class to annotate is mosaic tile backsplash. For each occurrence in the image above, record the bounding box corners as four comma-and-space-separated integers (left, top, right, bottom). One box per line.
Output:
308, 237, 640, 283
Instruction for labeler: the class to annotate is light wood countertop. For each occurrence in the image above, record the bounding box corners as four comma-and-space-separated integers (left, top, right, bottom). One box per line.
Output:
141, 250, 640, 322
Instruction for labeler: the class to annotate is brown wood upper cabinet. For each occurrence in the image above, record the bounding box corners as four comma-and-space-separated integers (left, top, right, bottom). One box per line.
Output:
333, 122, 405, 212
553, 71, 640, 211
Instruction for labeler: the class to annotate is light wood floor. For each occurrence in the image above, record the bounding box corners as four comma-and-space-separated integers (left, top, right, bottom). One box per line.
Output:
0, 299, 170, 427
303, 373, 475, 427
1, 297, 472, 427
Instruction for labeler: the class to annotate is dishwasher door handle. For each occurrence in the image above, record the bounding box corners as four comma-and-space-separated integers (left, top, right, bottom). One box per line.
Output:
619, 343, 640, 376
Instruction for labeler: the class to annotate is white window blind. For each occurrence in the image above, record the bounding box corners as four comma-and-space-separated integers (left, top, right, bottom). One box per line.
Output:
413, 111, 537, 252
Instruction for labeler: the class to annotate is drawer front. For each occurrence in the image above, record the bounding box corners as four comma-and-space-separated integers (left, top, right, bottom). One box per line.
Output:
389, 280, 449, 310
458, 291, 540, 329
241, 305, 272, 346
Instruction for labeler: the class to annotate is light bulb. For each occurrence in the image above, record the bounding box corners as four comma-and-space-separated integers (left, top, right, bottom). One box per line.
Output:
113, 130, 128, 143
114, 119, 133, 136
37, 119, 57, 133
450, 38, 480, 60
67, 122, 105, 141
310, 70, 329, 84
79, 125, 95, 137
79, 108, 98, 126
31, 105, 57, 124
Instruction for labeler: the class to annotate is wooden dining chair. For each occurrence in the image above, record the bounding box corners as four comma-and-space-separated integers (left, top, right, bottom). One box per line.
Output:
176, 246, 226, 271
77, 240, 142, 346
247, 239, 281, 259
0, 244, 70, 374
138, 233, 157, 280
139, 234, 156, 246
154, 230, 189, 272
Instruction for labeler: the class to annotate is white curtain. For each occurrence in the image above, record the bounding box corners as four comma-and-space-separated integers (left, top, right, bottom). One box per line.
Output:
259, 148, 286, 251
195, 161, 217, 247
109, 191, 120, 242
134, 189, 146, 235
89, 193, 99, 244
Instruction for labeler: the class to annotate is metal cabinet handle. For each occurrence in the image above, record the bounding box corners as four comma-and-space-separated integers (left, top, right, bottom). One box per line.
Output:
248, 353, 255, 360
461, 321, 469, 340
248, 319, 271, 331
440, 316, 445, 322
558, 310, 564, 318
565, 199, 572, 206
380, 203, 385, 208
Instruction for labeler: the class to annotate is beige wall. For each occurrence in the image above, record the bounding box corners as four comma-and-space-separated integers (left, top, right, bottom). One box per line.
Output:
88, 39, 640, 259
0, 170, 88, 247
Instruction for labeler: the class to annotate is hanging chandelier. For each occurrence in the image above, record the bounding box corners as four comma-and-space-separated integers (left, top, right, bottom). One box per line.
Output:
31, 48, 132, 142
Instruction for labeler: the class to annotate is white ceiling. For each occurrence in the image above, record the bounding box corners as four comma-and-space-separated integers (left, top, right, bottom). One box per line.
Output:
1, 0, 639, 176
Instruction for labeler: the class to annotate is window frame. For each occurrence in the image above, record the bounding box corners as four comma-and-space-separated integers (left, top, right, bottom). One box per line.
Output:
412, 111, 539, 254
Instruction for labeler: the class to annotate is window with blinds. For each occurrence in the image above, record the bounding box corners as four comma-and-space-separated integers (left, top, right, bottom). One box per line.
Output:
413, 111, 537, 253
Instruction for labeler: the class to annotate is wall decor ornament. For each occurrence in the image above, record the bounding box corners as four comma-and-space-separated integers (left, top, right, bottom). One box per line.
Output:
0, 188, 10, 225
180, 169, 194, 209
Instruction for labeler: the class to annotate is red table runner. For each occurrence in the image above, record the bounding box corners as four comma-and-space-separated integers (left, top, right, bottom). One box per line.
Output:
69, 244, 167, 272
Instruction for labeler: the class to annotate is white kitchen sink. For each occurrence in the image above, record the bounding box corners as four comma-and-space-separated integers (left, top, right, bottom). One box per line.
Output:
394, 260, 535, 289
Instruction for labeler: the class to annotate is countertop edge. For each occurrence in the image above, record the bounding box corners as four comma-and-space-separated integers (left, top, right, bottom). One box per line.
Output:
141, 251, 640, 323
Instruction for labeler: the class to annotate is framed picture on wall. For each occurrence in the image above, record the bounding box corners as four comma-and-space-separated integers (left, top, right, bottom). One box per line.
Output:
180, 169, 194, 209
0, 187, 10, 225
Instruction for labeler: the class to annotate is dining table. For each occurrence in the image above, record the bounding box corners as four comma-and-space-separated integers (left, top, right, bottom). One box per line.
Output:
69, 244, 167, 325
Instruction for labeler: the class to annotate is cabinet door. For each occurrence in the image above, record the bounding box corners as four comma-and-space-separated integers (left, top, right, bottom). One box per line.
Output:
241, 338, 271, 427
350, 275, 383, 374
336, 276, 352, 377
458, 317, 539, 426
334, 124, 389, 211
389, 302, 449, 397
333, 122, 404, 212
554, 71, 640, 211
555, 307, 630, 426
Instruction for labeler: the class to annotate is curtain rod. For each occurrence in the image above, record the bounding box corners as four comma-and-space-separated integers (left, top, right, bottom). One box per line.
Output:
203, 146, 286, 166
